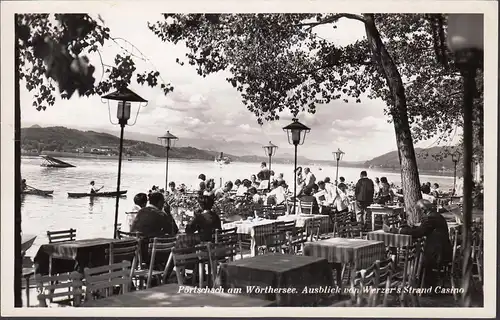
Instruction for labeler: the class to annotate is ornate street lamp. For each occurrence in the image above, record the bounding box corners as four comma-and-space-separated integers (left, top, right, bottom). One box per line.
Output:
158, 131, 178, 191
451, 150, 461, 196
447, 13, 483, 307
283, 118, 310, 215
263, 141, 278, 190
332, 148, 345, 186
102, 87, 147, 239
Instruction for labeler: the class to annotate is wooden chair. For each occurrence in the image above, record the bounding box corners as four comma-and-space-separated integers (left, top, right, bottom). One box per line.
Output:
304, 218, 322, 241
206, 242, 237, 286
146, 237, 177, 288
106, 239, 139, 287
394, 237, 425, 306
275, 220, 296, 233
36, 271, 83, 307
214, 228, 238, 262
116, 230, 143, 265
83, 261, 132, 302
251, 223, 276, 256
471, 222, 483, 284
349, 262, 379, 307
288, 226, 308, 254
46, 229, 76, 244
298, 200, 314, 215
172, 244, 210, 287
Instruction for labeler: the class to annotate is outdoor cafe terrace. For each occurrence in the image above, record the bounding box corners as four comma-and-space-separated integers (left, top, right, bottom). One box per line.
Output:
22, 190, 484, 308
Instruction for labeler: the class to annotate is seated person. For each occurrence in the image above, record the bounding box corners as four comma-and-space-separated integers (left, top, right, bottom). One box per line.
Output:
267, 180, 287, 205
248, 187, 263, 204
383, 199, 452, 288
131, 192, 179, 238
236, 179, 251, 196
123, 193, 148, 232
215, 181, 233, 198
185, 196, 222, 242
298, 187, 320, 215
421, 188, 437, 204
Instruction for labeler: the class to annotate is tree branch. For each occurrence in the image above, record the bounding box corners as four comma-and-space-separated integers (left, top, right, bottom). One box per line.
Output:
296, 13, 366, 30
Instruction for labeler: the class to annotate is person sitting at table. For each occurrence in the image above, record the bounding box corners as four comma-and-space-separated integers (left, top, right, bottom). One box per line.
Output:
250, 174, 260, 189
123, 193, 148, 232
248, 187, 263, 204
131, 192, 179, 238
314, 181, 331, 204
236, 179, 251, 196
421, 188, 437, 204
267, 180, 287, 205
383, 199, 452, 288
431, 183, 441, 198
298, 187, 320, 215
185, 196, 222, 242
215, 181, 233, 198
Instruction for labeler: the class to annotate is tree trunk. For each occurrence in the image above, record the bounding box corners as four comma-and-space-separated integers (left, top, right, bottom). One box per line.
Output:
363, 14, 423, 225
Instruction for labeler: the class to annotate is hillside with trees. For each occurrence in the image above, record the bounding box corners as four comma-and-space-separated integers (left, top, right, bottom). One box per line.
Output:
20, 126, 226, 160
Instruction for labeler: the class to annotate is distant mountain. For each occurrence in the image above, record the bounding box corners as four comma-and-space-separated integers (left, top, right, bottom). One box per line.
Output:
364, 147, 456, 171
20, 126, 229, 161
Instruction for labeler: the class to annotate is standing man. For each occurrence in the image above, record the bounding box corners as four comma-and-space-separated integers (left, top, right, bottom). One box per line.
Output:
354, 171, 374, 226
257, 162, 271, 189
303, 167, 316, 192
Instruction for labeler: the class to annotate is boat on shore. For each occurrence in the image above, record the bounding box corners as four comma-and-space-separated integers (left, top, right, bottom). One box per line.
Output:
21, 189, 54, 196
40, 155, 76, 168
21, 234, 37, 256
67, 190, 128, 198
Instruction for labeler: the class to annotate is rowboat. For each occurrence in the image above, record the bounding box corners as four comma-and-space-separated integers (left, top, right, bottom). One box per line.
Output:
21, 234, 37, 256
21, 189, 54, 196
67, 190, 128, 198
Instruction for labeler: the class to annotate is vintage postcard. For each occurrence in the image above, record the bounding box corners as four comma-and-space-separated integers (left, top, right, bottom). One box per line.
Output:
0, 0, 497, 318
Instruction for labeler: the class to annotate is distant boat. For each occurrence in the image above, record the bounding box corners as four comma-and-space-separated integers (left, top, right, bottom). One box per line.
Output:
21, 189, 54, 196
215, 152, 231, 165
40, 155, 75, 168
67, 190, 127, 198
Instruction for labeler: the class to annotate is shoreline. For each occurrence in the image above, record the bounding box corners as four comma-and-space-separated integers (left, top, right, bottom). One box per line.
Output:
21, 152, 454, 178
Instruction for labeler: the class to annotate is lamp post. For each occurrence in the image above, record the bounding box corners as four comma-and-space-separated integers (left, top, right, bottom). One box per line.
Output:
451, 151, 461, 196
158, 131, 178, 191
102, 88, 147, 239
332, 148, 345, 186
263, 141, 278, 190
447, 13, 483, 307
283, 118, 310, 215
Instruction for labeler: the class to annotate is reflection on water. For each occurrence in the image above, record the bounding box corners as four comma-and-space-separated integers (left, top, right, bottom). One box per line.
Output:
20, 156, 454, 257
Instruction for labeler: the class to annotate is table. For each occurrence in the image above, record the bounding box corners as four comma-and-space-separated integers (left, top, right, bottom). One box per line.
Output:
368, 205, 404, 231
366, 230, 412, 248
82, 283, 273, 307
303, 238, 385, 270
218, 254, 332, 306
34, 238, 134, 275
277, 214, 330, 234
223, 219, 275, 256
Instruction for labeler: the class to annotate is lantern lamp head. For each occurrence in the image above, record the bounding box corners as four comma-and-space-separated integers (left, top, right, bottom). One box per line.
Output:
451, 151, 461, 163
447, 14, 484, 53
263, 141, 278, 157
158, 131, 178, 149
282, 118, 311, 146
101, 87, 147, 126
333, 148, 345, 161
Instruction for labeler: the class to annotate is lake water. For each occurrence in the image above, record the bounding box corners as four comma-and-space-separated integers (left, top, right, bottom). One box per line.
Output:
20, 156, 454, 256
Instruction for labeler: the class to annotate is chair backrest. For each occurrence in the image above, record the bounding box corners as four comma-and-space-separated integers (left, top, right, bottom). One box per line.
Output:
215, 227, 238, 243
384, 213, 401, 228
172, 244, 209, 285
84, 260, 132, 301
298, 200, 313, 215
304, 218, 322, 241
350, 263, 379, 307
146, 237, 177, 288
36, 271, 83, 307
106, 239, 138, 264
251, 223, 276, 249
275, 220, 296, 233
117, 230, 143, 239
375, 258, 394, 306
47, 229, 76, 244
175, 233, 201, 249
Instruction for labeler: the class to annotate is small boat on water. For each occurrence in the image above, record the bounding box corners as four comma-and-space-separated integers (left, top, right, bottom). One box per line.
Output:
21, 189, 54, 196
40, 155, 75, 168
21, 234, 37, 256
215, 152, 231, 165
67, 190, 128, 198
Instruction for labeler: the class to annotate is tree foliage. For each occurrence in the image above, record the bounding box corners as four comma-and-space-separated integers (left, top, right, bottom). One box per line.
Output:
149, 13, 482, 144
16, 14, 173, 111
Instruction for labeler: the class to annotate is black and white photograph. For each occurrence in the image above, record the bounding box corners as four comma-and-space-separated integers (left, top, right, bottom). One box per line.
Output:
0, 0, 496, 317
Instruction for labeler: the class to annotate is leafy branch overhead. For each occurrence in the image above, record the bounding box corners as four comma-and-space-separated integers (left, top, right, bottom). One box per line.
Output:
16, 14, 174, 111
148, 14, 482, 144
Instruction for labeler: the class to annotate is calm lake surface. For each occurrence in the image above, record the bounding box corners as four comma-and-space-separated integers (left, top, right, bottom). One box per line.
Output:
20, 156, 454, 256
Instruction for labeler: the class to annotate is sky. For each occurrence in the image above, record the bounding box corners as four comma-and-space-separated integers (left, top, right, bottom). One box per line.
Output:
20, 12, 458, 161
